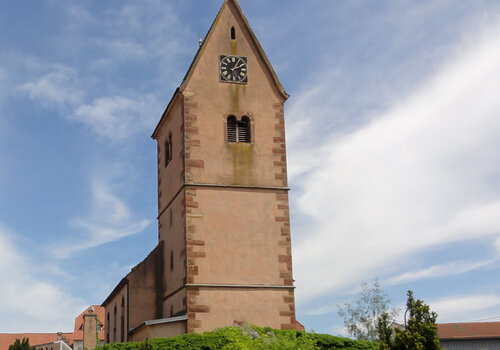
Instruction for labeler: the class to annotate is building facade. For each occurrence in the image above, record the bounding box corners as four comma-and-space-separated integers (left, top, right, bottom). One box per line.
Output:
102, 0, 301, 342
438, 322, 500, 350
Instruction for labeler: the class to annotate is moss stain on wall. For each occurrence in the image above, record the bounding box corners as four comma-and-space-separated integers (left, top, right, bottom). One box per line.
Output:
228, 143, 253, 185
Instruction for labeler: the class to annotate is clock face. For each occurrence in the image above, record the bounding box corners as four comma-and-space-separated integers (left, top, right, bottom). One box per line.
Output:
220, 55, 248, 83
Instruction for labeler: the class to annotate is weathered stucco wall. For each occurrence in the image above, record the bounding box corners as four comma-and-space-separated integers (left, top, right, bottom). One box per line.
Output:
189, 288, 295, 333
188, 188, 289, 285
129, 321, 186, 343
103, 284, 128, 343
156, 95, 185, 213
159, 190, 186, 296
128, 242, 164, 331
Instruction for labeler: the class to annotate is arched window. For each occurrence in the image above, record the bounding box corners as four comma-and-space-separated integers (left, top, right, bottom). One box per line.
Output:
120, 297, 125, 342
106, 312, 110, 343
227, 115, 251, 143
231, 26, 236, 40
238, 116, 251, 142
113, 305, 117, 343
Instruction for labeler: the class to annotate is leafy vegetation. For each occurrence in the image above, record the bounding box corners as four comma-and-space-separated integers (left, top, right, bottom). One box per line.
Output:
9, 338, 34, 350
338, 279, 398, 341
377, 290, 443, 350
95, 324, 379, 350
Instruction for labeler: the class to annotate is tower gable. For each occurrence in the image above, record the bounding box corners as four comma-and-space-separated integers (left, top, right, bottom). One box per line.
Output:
180, 0, 288, 100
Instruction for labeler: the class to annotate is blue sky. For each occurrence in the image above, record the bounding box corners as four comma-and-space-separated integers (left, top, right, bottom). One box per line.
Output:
1, 0, 500, 336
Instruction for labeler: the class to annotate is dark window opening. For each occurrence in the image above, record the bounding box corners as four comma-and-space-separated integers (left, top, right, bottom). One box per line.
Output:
227, 115, 251, 143
120, 297, 125, 342
231, 26, 236, 40
164, 140, 169, 167
170, 305, 174, 317
227, 115, 237, 142
164, 132, 172, 167
113, 305, 117, 343
106, 313, 110, 343
169, 207, 173, 226
170, 250, 174, 271
238, 116, 251, 142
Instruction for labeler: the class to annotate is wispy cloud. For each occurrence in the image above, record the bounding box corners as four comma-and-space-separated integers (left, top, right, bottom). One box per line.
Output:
0, 225, 86, 332
385, 258, 498, 286
54, 177, 151, 258
430, 294, 500, 323
19, 64, 84, 108
19, 63, 162, 142
16, 0, 189, 143
291, 18, 500, 302
62, 0, 190, 64
71, 94, 161, 141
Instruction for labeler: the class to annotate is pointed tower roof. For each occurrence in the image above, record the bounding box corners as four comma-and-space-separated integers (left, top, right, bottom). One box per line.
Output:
180, 0, 288, 99
152, 0, 288, 139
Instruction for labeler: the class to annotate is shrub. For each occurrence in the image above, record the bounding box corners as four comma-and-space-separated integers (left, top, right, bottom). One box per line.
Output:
95, 324, 379, 350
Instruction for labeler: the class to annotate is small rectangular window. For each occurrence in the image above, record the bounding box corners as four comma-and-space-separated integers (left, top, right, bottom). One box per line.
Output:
165, 132, 172, 167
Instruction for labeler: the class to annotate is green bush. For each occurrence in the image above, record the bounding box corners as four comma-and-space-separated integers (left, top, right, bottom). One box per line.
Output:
95, 324, 379, 350
9, 338, 34, 350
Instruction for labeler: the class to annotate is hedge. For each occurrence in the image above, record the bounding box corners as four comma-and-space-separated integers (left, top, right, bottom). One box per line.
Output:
95, 324, 379, 350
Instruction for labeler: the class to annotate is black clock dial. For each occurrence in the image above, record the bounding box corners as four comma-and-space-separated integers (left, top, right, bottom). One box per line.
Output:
220, 55, 248, 83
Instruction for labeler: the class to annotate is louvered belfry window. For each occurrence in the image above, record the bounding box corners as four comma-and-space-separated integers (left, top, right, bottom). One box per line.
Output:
227, 115, 250, 143
238, 116, 251, 142
227, 115, 237, 142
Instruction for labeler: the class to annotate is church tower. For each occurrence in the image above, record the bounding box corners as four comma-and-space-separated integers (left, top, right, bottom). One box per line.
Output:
102, 0, 300, 341
151, 0, 299, 333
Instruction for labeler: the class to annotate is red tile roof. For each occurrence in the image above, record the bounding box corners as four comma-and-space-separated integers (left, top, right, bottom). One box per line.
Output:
73, 305, 106, 341
438, 322, 500, 340
0, 305, 106, 350
0, 334, 58, 350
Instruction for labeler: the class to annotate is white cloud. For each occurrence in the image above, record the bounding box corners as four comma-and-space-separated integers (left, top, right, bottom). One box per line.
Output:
430, 294, 500, 323
385, 258, 497, 286
19, 63, 162, 141
55, 177, 151, 258
72, 94, 161, 141
20, 65, 84, 107
64, 1, 188, 63
0, 225, 85, 332
306, 304, 337, 316
291, 19, 500, 302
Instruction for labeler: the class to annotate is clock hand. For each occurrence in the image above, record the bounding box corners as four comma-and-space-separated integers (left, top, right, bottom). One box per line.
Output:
231, 59, 244, 71
231, 63, 245, 71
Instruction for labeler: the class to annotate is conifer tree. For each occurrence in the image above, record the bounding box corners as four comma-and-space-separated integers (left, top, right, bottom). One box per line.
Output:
384, 290, 443, 350
9, 338, 33, 350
